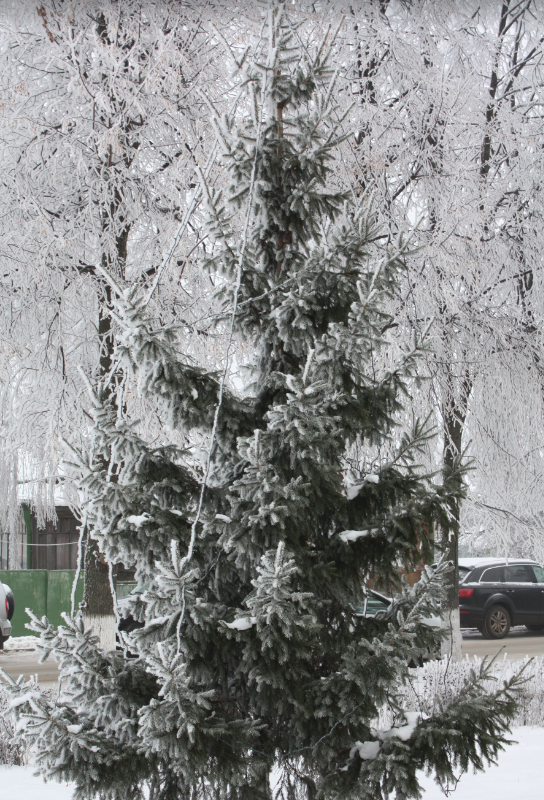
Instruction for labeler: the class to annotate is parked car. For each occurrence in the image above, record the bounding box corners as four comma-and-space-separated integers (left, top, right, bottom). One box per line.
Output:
458, 558, 544, 639
458, 557, 504, 583
358, 590, 394, 618
431, 557, 504, 585
0, 582, 14, 648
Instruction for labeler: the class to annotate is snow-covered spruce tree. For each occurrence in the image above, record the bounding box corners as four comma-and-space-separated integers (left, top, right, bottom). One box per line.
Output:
1, 8, 521, 800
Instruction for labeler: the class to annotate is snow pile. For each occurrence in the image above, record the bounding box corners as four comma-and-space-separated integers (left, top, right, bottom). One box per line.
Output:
418, 726, 544, 800
376, 710, 426, 742
349, 740, 381, 761
346, 712, 426, 767
224, 616, 256, 631
126, 513, 150, 528
0, 765, 74, 798
338, 529, 378, 543
4, 637, 38, 652
344, 473, 380, 500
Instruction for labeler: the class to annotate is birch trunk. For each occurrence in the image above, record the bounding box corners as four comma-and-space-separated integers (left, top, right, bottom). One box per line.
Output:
82, 535, 117, 651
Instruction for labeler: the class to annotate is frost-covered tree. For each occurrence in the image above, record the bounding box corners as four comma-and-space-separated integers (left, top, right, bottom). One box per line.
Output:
339, 0, 544, 649
1, 8, 522, 800
0, 0, 220, 635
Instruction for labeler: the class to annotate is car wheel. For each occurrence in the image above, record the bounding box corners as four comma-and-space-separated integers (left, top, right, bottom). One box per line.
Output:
525, 624, 544, 633
483, 605, 511, 639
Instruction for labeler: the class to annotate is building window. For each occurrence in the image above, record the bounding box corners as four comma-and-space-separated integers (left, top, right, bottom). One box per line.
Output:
0, 516, 28, 570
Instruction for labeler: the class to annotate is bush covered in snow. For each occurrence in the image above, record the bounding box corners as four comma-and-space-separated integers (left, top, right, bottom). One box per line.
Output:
396, 656, 544, 729
0, 682, 27, 766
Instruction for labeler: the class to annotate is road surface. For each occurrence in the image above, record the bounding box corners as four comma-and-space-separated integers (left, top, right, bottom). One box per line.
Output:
0, 649, 60, 687
461, 626, 544, 660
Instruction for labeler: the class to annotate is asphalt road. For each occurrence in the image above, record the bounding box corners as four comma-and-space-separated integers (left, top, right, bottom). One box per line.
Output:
1, 627, 543, 687
0, 649, 60, 687
462, 626, 544, 660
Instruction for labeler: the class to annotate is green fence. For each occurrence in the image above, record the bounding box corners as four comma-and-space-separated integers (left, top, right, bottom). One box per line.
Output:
0, 571, 137, 638
0, 570, 84, 638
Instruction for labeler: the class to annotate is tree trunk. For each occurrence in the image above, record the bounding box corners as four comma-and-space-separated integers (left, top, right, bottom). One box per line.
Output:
81, 277, 122, 650
441, 370, 471, 660
82, 534, 117, 651
81, 13, 132, 646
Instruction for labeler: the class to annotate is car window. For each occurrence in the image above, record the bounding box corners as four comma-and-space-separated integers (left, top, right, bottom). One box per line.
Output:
533, 566, 544, 583
365, 596, 390, 616
504, 565, 535, 583
480, 566, 503, 583
130, 581, 152, 595
459, 567, 471, 583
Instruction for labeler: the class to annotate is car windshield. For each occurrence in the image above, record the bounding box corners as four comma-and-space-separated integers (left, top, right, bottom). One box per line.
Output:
365, 595, 390, 616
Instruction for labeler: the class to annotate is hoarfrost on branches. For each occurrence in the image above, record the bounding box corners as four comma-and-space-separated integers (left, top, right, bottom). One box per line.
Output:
0, 9, 523, 800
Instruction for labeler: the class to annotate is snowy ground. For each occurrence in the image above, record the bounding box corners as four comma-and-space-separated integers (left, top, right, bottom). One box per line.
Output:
0, 765, 74, 798
1, 727, 541, 799
418, 726, 542, 799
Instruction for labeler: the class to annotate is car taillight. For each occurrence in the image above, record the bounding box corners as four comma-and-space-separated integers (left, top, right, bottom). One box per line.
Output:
459, 588, 474, 599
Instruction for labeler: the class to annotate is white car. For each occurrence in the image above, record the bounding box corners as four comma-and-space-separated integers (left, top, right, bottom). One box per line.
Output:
0, 582, 14, 648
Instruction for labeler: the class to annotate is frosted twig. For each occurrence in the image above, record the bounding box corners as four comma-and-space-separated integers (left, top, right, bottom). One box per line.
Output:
302, 347, 315, 386
107, 558, 126, 656
71, 509, 86, 617
144, 141, 217, 307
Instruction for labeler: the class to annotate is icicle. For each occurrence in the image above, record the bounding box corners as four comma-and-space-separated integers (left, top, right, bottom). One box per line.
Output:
71, 510, 87, 617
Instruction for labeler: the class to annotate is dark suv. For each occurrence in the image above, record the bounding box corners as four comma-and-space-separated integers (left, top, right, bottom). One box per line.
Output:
459, 559, 544, 639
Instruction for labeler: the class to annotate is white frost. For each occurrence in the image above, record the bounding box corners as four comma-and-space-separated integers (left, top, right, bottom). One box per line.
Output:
225, 616, 257, 630
8, 691, 41, 709
285, 374, 298, 394
215, 514, 232, 523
